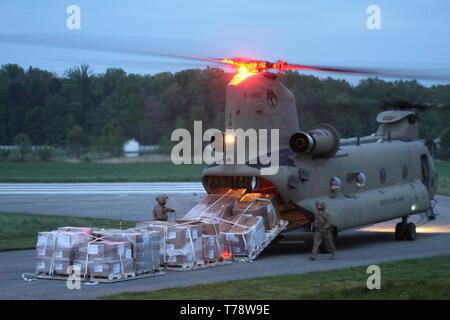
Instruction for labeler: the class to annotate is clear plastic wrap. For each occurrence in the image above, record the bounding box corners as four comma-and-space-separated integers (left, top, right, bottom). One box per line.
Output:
93, 229, 160, 273
136, 221, 203, 267
35, 229, 93, 275
231, 193, 279, 230
182, 188, 246, 221
220, 214, 266, 257
35, 228, 161, 278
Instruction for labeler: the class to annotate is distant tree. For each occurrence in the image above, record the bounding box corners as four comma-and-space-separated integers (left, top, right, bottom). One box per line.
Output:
439, 128, 450, 160
96, 124, 125, 156
1, 63, 450, 153
38, 146, 53, 162
158, 134, 172, 154
66, 125, 86, 157
13, 133, 31, 161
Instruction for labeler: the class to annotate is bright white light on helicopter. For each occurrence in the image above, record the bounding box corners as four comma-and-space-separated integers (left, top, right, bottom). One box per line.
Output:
224, 133, 235, 145
411, 204, 417, 211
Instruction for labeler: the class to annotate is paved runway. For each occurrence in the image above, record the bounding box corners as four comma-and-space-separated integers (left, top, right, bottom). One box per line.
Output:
0, 182, 206, 220
0, 183, 449, 299
0, 182, 205, 194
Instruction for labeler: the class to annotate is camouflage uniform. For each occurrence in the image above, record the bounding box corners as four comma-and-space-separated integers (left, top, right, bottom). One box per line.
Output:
153, 195, 175, 221
310, 201, 336, 260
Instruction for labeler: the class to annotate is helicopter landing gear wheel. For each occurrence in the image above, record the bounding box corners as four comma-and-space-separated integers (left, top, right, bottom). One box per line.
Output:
405, 222, 417, 241
395, 217, 416, 241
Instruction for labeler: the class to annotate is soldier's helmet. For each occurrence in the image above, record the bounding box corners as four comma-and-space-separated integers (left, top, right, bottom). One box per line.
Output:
315, 200, 326, 210
156, 195, 169, 204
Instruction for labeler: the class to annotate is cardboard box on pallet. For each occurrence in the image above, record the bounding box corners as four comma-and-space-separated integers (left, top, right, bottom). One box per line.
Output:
136, 221, 203, 267
87, 258, 135, 278
176, 220, 220, 236
53, 259, 72, 275
94, 229, 160, 273
202, 234, 223, 261
35, 257, 52, 274
231, 193, 280, 230
35, 229, 94, 274
220, 215, 266, 257
77, 240, 133, 261
182, 188, 246, 221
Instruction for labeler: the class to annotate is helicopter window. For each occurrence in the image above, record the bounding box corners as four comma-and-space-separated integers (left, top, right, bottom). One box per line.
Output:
402, 164, 409, 180
356, 172, 366, 189
330, 176, 342, 193
379, 167, 387, 184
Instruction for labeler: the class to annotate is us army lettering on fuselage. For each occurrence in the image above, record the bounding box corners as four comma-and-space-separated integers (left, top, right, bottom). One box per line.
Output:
380, 196, 404, 206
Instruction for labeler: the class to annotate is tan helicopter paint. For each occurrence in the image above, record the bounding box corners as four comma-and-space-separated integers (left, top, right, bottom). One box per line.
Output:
201, 73, 437, 233
225, 72, 299, 149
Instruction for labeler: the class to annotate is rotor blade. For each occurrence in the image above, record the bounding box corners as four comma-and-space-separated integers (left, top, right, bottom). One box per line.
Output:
380, 99, 450, 111
0, 33, 228, 66
54, 57, 219, 70
284, 63, 450, 81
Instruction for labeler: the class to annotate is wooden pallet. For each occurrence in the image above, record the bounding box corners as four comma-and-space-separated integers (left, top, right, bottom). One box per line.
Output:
163, 259, 232, 271
35, 270, 164, 283
232, 220, 288, 262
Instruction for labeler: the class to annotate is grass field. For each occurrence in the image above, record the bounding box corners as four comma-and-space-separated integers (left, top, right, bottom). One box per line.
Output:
436, 160, 450, 196
0, 161, 205, 182
0, 212, 134, 251
105, 255, 450, 300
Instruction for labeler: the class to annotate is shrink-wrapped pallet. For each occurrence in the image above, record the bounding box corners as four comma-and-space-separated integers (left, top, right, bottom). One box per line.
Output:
35, 229, 93, 275
77, 240, 134, 278
136, 221, 203, 267
220, 214, 266, 258
93, 229, 160, 273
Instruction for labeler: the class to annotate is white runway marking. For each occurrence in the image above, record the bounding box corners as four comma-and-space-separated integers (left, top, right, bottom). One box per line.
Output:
0, 183, 206, 194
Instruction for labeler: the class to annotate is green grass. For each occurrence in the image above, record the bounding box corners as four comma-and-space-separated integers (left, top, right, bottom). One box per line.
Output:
104, 255, 450, 300
436, 160, 450, 196
0, 161, 205, 182
0, 212, 135, 251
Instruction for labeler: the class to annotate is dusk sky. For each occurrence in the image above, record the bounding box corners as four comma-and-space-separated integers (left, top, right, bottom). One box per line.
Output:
1, 0, 449, 84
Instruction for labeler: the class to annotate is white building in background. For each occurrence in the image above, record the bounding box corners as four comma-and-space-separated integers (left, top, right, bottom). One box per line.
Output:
122, 139, 159, 157
123, 139, 140, 158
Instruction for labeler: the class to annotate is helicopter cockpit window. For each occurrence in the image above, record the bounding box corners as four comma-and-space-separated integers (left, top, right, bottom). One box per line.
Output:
330, 176, 342, 193
356, 172, 367, 189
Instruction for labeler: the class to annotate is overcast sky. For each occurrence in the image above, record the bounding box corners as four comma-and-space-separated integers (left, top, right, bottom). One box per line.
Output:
0, 0, 449, 84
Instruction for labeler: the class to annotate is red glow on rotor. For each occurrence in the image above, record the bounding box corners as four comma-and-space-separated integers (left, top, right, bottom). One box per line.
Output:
223, 58, 279, 85
221, 58, 290, 85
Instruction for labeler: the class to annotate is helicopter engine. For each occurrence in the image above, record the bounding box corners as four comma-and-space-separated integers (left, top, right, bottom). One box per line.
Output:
289, 123, 340, 158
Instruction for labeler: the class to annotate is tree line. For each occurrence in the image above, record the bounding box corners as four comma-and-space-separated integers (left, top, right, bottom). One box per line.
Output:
0, 63, 449, 158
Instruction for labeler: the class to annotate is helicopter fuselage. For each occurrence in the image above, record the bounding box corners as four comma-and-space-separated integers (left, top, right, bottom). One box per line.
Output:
201, 72, 437, 234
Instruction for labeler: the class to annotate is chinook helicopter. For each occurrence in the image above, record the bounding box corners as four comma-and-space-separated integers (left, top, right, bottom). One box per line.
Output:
0, 34, 444, 244
197, 57, 440, 244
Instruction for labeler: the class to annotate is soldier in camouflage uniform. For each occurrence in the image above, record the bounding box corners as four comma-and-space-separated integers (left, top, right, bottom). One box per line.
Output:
309, 200, 336, 260
153, 195, 175, 221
